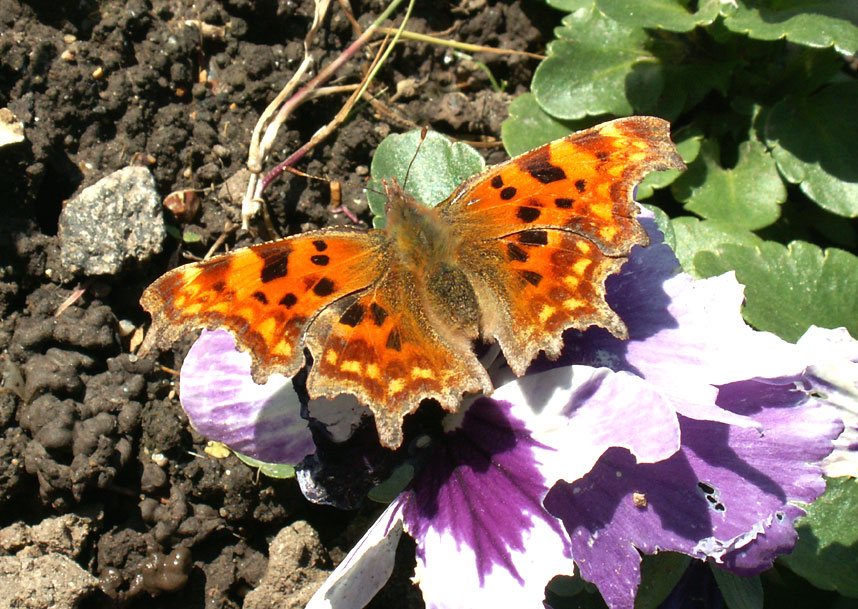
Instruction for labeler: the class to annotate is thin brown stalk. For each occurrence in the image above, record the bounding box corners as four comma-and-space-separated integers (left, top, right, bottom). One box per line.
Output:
375, 26, 545, 60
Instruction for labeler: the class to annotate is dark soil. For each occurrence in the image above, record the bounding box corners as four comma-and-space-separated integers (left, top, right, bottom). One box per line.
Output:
0, 0, 553, 606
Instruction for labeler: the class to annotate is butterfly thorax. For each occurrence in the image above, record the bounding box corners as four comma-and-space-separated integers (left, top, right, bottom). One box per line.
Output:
383, 179, 460, 270
383, 178, 481, 339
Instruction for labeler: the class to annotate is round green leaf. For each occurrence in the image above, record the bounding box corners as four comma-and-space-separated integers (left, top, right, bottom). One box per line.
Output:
367, 130, 485, 228
533, 8, 664, 119
765, 81, 858, 218
669, 216, 762, 277
598, 0, 720, 32
694, 240, 858, 342
501, 93, 598, 157
722, 0, 858, 55
781, 477, 858, 597
673, 139, 786, 229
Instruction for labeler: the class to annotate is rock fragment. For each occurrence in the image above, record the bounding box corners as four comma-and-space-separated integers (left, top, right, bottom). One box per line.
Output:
58, 166, 166, 276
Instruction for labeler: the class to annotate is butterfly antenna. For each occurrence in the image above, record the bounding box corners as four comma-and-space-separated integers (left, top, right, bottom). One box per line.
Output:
403, 127, 429, 190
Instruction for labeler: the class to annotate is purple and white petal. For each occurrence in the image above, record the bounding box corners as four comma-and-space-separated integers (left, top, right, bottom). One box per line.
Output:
180, 330, 315, 464
307, 500, 405, 609
490, 366, 682, 484
797, 326, 858, 477
555, 217, 809, 428
402, 397, 573, 608
543, 376, 841, 609
307, 393, 373, 443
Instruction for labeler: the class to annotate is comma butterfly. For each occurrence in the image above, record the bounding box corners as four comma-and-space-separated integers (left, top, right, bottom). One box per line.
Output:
140, 117, 685, 448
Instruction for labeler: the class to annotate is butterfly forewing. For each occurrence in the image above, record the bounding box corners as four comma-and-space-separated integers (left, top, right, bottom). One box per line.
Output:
140, 228, 386, 382
441, 116, 684, 252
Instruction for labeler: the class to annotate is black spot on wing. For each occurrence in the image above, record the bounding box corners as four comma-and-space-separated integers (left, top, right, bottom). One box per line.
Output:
252, 291, 268, 304
311, 255, 330, 266
313, 278, 336, 297
490, 175, 504, 189
370, 302, 388, 326
312, 240, 328, 251
386, 328, 402, 351
506, 243, 529, 262
575, 179, 586, 193
258, 247, 292, 283
516, 206, 541, 223
339, 303, 365, 327
280, 293, 297, 308
555, 197, 574, 209
518, 147, 567, 184
520, 270, 543, 286
518, 230, 548, 246
500, 186, 517, 200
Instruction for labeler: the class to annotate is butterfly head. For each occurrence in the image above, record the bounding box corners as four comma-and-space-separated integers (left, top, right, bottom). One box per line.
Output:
381, 177, 457, 264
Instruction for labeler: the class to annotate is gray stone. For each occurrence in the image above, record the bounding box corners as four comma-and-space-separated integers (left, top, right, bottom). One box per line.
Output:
0, 553, 99, 609
0, 514, 100, 608
58, 166, 166, 276
243, 521, 331, 609
0, 513, 95, 559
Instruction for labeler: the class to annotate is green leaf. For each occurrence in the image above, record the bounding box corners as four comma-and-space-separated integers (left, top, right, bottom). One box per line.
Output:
233, 452, 296, 479
367, 130, 485, 228
636, 127, 703, 199
634, 552, 691, 609
643, 204, 677, 252
781, 477, 858, 597
673, 140, 786, 229
666, 58, 734, 114
368, 463, 415, 504
598, 0, 720, 32
501, 93, 596, 157
533, 8, 664, 119
764, 81, 858, 218
669, 216, 762, 277
710, 566, 763, 609
182, 229, 202, 243
547, 0, 595, 10
694, 241, 858, 342
722, 0, 858, 56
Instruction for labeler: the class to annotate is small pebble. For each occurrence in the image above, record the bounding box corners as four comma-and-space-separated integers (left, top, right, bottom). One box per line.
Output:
92, 66, 104, 79
151, 452, 168, 467
117, 319, 136, 337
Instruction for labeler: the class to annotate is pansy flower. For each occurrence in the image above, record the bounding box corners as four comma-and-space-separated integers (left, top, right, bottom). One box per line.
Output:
180, 215, 854, 609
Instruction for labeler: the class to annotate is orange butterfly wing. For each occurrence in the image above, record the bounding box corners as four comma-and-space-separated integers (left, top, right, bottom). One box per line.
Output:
140, 228, 387, 383
304, 262, 491, 449
439, 116, 686, 374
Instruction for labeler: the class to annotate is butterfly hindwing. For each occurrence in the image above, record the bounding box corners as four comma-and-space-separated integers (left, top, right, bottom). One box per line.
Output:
461, 228, 628, 375
305, 263, 491, 448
